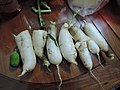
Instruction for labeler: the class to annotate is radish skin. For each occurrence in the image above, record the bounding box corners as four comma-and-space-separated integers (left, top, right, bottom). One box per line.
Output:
75, 41, 105, 90
46, 21, 62, 90
14, 30, 36, 77
71, 24, 105, 90
83, 20, 114, 60
46, 21, 62, 65
87, 40, 104, 67
59, 23, 77, 65
32, 30, 50, 70
75, 41, 93, 70
32, 30, 47, 58
69, 25, 103, 67
83, 20, 108, 51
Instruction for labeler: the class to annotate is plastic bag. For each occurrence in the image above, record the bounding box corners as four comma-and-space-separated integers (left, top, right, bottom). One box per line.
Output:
67, 0, 109, 17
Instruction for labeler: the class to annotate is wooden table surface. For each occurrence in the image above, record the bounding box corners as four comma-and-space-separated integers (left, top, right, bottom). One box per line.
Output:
0, 0, 120, 90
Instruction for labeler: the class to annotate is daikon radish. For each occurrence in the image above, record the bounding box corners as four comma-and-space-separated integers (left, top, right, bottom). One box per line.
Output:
13, 30, 36, 77
32, 30, 47, 58
69, 25, 103, 67
32, 30, 50, 70
46, 21, 62, 90
75, 41, 92, 70
58, 23, 77, 65
75, 41, 105, 90
69, 24, 105, 89
83, 20, 114, 60
87, 40, 103, 67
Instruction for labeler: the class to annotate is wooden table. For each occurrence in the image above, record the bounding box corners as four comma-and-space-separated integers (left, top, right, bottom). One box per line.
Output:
0, 0, 120, 90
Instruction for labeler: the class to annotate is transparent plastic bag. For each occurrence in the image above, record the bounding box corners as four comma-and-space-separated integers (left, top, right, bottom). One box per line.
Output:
67, 0, 109, 17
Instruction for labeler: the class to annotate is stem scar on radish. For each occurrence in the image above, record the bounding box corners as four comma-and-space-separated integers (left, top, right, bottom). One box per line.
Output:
46, 21, 62, 90
83, 20, 114, 60
13, 30, 36, 77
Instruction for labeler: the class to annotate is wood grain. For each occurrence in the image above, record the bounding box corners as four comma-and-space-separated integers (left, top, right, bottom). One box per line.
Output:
99, 0, 120, 39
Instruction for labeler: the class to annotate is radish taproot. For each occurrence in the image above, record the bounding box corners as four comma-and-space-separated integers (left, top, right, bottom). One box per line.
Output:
13, 30, 36, 77
69, 25, 103, 67
59, 23, 77, 65
83, 20, 114, 60
46, 21, 62, 90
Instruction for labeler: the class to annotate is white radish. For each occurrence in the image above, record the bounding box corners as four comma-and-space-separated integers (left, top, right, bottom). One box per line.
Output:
32, 30, 50, 70
69, 25, 103, 67
75, 41, 93, 70
69, 25, 105, 90
14, 30, 36, 77
32, 30, 47, 58
87, 40, 103, 67
59, 23, 77, 65
46, 21, 62, 90
83, 20, 114, 60
75, 41, 105, 90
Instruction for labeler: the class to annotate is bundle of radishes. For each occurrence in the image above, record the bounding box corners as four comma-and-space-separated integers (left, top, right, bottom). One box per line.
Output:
12, 19, 114, 90
67, 20, 114, 90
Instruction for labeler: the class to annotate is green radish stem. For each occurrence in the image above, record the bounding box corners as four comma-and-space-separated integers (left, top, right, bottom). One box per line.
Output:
68, 9, 80, 27
42, 55, 51, 72
41, 2, 51, 10
32, 7, 51, 13
37, 0, 45, 27
56, 65, 62, 90
90, 70, 105, 90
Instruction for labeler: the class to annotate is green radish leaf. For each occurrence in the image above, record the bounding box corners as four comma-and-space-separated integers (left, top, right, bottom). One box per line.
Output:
48, 34, 58, 47
10, 51, 20, 67
42, 64, 51, 72
41, 55, 51, 72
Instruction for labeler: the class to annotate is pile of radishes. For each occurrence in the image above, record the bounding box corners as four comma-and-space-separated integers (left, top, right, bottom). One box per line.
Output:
13, 19, 114, 90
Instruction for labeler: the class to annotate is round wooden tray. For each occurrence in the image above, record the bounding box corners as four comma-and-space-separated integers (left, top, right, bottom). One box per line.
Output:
0, 0, 91, 84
